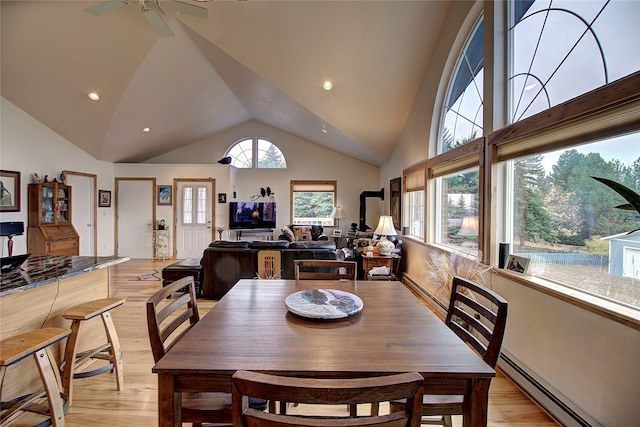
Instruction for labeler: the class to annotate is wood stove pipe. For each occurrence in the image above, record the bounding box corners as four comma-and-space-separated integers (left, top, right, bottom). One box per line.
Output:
359, 188, 384, 231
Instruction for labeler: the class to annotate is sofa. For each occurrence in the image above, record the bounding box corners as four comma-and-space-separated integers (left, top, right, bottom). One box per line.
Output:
200, 239, 337, 299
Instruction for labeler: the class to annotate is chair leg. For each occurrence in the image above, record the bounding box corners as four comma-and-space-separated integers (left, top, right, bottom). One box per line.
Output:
443, 415, 453, 427
35, 347, 66, 427
101, 310, 124, 392
62, 318, 83, 406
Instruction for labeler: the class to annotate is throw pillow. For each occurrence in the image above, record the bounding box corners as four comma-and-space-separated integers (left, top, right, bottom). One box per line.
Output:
293, 225, 312, 241
281, 226, 295, 242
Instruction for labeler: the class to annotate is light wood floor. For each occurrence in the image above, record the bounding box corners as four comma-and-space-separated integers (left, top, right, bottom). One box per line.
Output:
9, 258, 560, 426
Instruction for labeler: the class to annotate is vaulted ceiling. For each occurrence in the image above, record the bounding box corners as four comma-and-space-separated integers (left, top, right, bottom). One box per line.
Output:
1, 0, 453, 165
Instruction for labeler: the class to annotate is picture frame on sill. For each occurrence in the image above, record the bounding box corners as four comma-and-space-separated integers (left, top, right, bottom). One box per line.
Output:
98, 190, 111, 208
0, 170, 21, 212
505, 254, 531, 275
157, 185, 172, 206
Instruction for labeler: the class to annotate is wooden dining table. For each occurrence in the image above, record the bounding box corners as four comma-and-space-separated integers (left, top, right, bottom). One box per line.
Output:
152, 279, 495, 427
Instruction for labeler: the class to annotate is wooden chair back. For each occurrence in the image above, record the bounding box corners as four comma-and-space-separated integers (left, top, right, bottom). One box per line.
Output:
445, 276, 508, 368
232, 370, 424, 427
257, 250, 282, 279
294, 260, 357, 281
146, 276, 200, 363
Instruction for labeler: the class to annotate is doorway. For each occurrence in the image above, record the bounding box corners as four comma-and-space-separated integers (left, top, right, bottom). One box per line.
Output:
174, 179, 215, 259
64, 170, 97, 256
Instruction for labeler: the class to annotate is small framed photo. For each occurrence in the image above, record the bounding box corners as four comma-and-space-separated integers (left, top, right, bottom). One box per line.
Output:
98, 190, 111, 208
332, 229, 342, 238
218, 193, 227, 203
157, 185, 172, 206
0, 170, 21, 212
505, 254, 531, 275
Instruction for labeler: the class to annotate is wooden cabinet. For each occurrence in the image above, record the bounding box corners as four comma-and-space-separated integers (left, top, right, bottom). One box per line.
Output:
27, 183, 79, 256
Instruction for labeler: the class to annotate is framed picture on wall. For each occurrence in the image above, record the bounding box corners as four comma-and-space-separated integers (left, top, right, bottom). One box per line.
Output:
390, 177, 401, 230
157, 185, 172, 206
218, 193, 227, 203
0, 170, 21, 212
98, 190, 111, 208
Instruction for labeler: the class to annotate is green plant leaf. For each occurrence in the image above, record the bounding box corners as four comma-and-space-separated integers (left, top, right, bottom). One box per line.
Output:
591, 176, 640, 215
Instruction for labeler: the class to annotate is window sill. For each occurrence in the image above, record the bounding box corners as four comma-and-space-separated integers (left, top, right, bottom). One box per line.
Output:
492, 268, 640, 331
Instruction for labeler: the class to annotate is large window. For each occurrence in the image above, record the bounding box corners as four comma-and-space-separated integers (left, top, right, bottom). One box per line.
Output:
290, 181, 336, 226
403, 163, 426, 239
226, 137, 286, 169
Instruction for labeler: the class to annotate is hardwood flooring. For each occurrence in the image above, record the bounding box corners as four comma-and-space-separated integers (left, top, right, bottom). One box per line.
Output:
7, 258, 559, 426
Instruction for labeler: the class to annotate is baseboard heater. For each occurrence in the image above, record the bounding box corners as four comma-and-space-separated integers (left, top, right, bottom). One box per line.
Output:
402, 273, 602, 427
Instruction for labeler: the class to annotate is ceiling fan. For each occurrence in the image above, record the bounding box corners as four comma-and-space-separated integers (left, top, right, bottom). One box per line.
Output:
84, 0, 208, 38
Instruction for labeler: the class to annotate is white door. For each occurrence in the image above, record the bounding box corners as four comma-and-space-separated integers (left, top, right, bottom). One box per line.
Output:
66, 173, 96, 256
116, 178, 154, 258
176, 180, 213, 259
622, 246, 640, 279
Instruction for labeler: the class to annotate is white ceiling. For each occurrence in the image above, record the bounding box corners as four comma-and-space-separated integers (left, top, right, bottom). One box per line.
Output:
1, 0, 452, 165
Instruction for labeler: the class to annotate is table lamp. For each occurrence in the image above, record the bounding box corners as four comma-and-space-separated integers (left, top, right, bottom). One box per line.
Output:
330, 206, 347, 230
0, 221, 25, 257
457, 216, 479, 246
373, 215, 397, 255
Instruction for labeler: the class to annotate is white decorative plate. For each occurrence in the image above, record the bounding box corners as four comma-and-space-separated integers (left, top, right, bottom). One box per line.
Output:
285, 289, 363, 320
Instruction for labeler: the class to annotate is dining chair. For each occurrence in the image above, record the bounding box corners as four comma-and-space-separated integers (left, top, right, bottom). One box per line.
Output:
293, 259, 357, 280
231, 370, 424, 427
146, 276, 234, 427
390, 276, 508, 426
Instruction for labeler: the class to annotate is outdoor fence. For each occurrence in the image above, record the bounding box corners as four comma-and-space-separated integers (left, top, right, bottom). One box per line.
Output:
514, 252, 609, 267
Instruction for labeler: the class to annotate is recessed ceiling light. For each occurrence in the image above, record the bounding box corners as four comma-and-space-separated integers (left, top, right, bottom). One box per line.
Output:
321, 124, 328, 134
88, 92, 100, 101
142, 127, 151, 133
322, 80, 333, 91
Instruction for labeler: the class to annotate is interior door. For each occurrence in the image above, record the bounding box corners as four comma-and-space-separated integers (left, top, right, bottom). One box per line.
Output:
116, 178, 155, 258
176, 180, 214, 259
65, 171, 96, 256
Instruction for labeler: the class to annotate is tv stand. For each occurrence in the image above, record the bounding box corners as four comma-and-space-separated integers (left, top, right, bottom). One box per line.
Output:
233, 228, 274, 241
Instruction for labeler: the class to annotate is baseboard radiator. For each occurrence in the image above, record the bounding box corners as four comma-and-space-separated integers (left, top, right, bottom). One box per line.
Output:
402, 273, 602, 427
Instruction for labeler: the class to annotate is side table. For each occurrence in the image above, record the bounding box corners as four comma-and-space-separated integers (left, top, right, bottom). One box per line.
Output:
362, 253, 400, 280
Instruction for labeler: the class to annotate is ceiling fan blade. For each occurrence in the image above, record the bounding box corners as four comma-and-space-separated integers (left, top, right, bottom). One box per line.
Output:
143, 7, 174, 37
157, 0, 208, 19
84, 0, 129, 16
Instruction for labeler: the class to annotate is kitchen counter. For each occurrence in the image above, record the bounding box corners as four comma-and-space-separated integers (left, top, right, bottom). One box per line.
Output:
0, 255, 129, 297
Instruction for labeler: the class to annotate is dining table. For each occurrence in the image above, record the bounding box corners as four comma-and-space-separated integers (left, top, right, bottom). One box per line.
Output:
152, 279, 495, 427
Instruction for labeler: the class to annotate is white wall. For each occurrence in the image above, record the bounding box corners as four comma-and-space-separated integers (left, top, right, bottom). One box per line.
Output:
0, 98, 115, 256
381, 1, 640, 425
148, 120, 381, 235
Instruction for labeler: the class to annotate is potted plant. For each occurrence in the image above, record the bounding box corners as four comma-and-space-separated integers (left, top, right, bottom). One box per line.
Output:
591, 176, 640, 234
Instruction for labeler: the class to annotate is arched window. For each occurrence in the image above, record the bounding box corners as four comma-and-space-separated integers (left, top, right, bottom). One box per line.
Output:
439, 17, 484, 154
509, 0, 640, 123
226, 138, 286, 169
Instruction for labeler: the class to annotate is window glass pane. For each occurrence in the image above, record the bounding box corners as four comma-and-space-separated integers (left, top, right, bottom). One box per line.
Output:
509, 0, 640, 123
440, 18, 484, 153
405, 190, 425, 239
292, 189, 335, 226
196, 187, 207, 224
257, 138, 287, 168
437, 168, 480, 253
182, 187, 193, 225
227, 138, 253, 168
510, 133, 640, 308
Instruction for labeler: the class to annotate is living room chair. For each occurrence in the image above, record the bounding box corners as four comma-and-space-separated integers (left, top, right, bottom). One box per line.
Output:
294, 259, 357, 280
390, 276, 508, 426
146, 276, 233, 426
231, 370, 424, 427
257, 250, 281, 279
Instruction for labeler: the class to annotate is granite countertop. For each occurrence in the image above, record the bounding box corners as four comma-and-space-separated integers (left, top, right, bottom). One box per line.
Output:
0, 255, 129, 297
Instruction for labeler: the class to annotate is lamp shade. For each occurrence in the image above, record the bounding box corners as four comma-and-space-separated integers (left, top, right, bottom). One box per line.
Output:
0, 221, 24, 237
330, 206, 347, 219
457, 216, 479, 236
374, 215, 397, 237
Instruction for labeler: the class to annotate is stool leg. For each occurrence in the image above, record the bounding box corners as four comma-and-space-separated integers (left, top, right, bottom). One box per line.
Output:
101, 311, 124, 392
35, 348, 66, 427
62, 319, 83, 406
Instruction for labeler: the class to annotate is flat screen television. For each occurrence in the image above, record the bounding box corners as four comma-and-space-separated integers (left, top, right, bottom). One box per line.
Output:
229, 201, 276, 230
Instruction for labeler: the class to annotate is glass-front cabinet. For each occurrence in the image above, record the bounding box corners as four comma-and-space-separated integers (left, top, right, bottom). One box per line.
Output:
28, 182, 79, 256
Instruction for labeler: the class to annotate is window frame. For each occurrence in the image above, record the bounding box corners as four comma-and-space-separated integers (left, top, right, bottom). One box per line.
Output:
225, 137, 287, 169
289, 180, 337, 226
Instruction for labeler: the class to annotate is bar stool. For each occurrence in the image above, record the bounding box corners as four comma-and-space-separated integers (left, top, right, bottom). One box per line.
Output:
0, 327, 71, 427
60, 298, 125, 405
